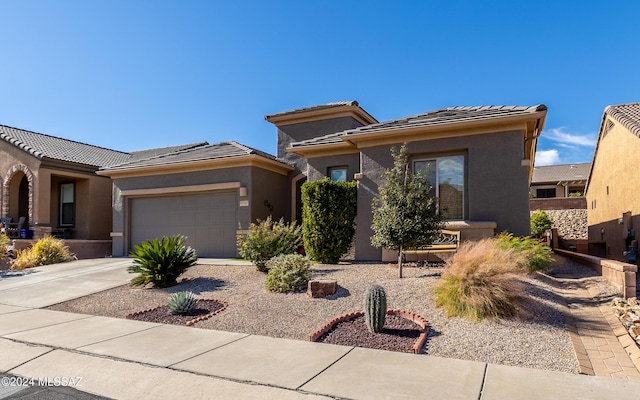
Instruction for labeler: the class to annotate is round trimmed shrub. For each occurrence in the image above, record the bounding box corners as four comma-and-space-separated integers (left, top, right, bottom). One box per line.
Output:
265, 254, 312, 293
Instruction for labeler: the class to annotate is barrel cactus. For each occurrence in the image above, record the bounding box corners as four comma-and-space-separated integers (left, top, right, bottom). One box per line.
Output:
168, 291, 197, 315
364, 284, 387, 333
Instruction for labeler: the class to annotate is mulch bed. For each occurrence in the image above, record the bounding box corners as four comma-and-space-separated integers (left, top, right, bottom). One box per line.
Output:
314, 314, 426, 353
126, 299, 227, 326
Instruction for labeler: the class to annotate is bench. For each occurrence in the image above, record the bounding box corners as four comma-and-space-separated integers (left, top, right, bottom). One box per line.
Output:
402, 229, 460, 266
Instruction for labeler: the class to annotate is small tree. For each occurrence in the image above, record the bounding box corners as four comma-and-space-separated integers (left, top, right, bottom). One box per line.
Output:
301, 178, 357, 264
530, 210, 553, 237
371, 144, 444, 278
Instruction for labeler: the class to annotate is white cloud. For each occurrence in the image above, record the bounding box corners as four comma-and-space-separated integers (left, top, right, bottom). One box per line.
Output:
543, 127, 597, 147
535, 149, 561, 166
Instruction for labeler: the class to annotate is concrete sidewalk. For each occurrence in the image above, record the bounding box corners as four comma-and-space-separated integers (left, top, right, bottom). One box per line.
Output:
1, 258, 640, 399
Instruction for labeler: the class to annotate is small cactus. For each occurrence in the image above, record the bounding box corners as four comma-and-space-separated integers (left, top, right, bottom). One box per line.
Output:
364, 284, 387, 333
168, 291, 197, 315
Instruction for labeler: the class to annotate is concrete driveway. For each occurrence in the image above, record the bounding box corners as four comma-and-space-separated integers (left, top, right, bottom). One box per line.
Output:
0, 258, 132, 308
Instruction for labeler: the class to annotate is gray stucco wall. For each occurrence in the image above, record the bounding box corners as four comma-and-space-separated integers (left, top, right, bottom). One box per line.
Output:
277, 117, 364, 173
110, 165, 288, 256
306, 153, 360, 182
351, 131, 530, 260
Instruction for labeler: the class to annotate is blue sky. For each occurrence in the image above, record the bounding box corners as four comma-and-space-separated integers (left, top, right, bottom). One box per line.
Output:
1, 1, 638, 166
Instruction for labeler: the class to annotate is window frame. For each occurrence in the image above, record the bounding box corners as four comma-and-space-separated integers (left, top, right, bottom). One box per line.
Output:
412, 155, 465, 220
59, 182, 75, 227
328, 166, 348, 182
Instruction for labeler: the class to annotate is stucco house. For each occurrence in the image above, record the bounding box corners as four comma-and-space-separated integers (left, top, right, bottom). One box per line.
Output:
586, 103, 640, 262
0, 125, 131, 254
98, 141, 292, 258
266, 102, 547, 261
2, 101, 547, 261
0, 125, 216, 257
530, 163, 590, 198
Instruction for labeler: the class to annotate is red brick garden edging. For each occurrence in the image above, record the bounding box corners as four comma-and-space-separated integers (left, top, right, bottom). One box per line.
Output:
309, 309, 430, 354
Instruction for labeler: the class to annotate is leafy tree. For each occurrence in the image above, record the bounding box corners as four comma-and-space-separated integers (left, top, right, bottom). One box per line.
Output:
530, 210, 553, 237
301, 178, 357, 264
371, 144, 444, 278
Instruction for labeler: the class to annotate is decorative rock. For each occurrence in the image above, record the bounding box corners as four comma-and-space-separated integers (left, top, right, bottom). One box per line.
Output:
307, 280, 337, 298
629, 325, 640, 338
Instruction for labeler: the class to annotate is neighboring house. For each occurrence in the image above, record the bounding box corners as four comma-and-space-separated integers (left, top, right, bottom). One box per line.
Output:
267, 102, 547, 261
586, 102, 640, 262
0, 125, 130, 242
530, 163, 590, 198
98, 141, 292, 258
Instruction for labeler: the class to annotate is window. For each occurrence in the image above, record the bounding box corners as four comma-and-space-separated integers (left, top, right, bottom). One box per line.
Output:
60, 182, 75, 226
536, 188, 556, 198
329, 167, 348, 182
413, 155, 464, 219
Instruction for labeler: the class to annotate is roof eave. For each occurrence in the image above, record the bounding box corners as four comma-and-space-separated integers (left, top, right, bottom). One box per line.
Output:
286, 141, 359, 158
98, 154, 293, 178
265, 104, 378, 127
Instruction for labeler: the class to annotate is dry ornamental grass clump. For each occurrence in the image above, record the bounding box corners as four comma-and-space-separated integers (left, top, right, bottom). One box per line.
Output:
433, 239, 526, 320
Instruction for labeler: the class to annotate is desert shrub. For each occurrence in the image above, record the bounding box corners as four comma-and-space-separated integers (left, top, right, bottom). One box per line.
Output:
496, 233, 553, 272
433, 239, 525, 320
301, 178, 357, 264
168, 291, 197, 315
10, 236, 74, 270
569, 191, 583, 197
128, 235, 197, 288
530, 210, 553, 237
237, 216, 302, 272
0, 233, 8, 259
265, 253, 312, 293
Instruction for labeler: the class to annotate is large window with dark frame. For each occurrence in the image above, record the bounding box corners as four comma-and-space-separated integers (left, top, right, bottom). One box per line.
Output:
413, 155, 464, 220
59, 182, 75, 227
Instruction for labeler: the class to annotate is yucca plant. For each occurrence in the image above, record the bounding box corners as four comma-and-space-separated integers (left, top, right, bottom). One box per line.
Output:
168, 291, 198, 315
128, 235, 197, 288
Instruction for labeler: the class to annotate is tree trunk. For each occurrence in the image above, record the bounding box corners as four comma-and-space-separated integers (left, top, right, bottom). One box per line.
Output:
398, 245, 403, 278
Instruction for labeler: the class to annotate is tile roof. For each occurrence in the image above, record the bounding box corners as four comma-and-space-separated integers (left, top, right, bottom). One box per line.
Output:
101, 141, 289, 171
290, 105, 547, 148
531, 163, 591, 184
0, 124, 130, 167
265, 101, 361, 120
605, 103, 640, 137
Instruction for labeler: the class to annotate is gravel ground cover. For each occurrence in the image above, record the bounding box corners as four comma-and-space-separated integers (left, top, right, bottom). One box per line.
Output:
46, 255, 618, 374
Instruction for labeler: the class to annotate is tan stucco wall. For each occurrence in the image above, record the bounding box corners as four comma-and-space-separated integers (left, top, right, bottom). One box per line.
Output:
587, 117, 640, 261
0, 141, 40, 223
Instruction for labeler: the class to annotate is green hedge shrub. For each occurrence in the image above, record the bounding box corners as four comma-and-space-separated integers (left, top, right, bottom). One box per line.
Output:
301, 178, 357, 264
128, 235, 197, 288
265, 254, 312, 293
530, 210, 553, 237
237, 216, 302, 272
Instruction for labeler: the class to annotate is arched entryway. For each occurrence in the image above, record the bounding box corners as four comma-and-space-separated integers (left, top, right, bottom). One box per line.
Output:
2, 164, 34, 224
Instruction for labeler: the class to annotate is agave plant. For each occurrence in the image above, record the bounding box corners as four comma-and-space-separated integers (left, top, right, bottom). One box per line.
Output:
168, 291, 198, 315
128, 235, 197, 288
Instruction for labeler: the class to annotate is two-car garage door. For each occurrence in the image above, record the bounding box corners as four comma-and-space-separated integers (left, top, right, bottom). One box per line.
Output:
130, 191, 238, 258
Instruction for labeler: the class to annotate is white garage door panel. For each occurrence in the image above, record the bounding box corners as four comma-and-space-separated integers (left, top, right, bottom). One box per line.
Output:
130, 192, 238, 257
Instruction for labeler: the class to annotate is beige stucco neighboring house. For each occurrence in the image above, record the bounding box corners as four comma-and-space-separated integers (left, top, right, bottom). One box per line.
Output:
586, 102, 640, 262
0, 125, 130, 242
267, 102, 548, 261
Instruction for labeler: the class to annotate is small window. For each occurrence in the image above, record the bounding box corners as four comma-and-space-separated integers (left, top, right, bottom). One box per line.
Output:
329, 167, 348, 182
60, 182, 75, 227
536, 188, 556, 198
